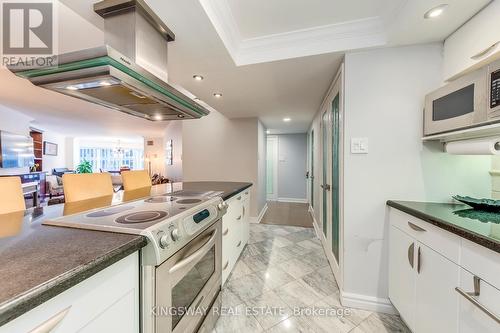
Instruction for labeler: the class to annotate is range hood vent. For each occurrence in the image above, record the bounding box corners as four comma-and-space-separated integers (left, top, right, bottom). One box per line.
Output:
11, 0, 209, 121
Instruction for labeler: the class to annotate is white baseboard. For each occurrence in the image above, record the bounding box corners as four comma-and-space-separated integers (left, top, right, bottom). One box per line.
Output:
250, 203, 268, 224
277, 197, 308, 203
341, 291, 396, 314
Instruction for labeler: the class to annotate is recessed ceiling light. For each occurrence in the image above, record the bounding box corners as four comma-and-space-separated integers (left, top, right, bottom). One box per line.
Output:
424, 4, 448, 19
177, 114, 185, 118
153, 114, 163, 121
193, 75, 204, 81
213, 93, 223, 98
283, 117, 291, 122
99, 81, 112, 86
66, 86, 78, 90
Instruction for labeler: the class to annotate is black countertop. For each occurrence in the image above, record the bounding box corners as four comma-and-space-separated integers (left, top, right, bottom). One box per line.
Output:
0, 181, 252, 326
387, 200, 500, 253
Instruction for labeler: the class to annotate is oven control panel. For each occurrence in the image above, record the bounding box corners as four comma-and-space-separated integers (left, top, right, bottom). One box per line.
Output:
141, 197, 225, 265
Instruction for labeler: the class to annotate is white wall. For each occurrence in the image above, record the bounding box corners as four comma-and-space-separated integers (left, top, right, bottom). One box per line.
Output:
309, 44, 492, 308
144, 137, 165, 176
182, 110, 264, 217
276, 134, 307, 201
42, 131, 67, 173
164, 121, 183, 182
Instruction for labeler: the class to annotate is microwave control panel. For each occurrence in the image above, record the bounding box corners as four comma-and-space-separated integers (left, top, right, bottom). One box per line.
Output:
491, 68, 500, 108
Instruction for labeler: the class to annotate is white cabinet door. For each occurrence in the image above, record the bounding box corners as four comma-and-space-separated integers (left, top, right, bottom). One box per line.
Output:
444, 0, 500, 80
0, 253, 139, 333
458, 269, 500, 333
415, 243, 459, 333
242, 196, 250, 246
388, 226, 416, 331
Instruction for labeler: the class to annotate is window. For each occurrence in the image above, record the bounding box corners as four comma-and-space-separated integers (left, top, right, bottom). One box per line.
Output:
79, 147, 144, 172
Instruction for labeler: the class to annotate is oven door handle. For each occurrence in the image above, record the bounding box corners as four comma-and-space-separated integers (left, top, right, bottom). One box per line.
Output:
169, 229, 218, 275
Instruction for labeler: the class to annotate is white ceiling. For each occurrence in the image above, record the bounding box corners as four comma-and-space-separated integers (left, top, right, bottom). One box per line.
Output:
0, 0, 492, 136
225, 0, 403, 39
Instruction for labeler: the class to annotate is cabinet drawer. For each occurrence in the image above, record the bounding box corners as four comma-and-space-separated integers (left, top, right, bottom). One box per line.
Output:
389, 208, 461, 263
461, 238, 500, 288
458, 269, 500, 333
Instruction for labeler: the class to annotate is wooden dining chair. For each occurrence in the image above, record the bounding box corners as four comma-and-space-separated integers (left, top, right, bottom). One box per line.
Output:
121, 170, 152, 191
63, 173, 113, 203
0, 177, 26, 214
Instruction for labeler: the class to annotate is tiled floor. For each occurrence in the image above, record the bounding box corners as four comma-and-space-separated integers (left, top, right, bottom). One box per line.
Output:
215, 223, 410, 333
260, 202, 314, 228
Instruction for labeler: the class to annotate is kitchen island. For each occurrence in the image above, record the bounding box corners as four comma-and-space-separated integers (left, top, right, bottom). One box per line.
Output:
0, 181, 252, 329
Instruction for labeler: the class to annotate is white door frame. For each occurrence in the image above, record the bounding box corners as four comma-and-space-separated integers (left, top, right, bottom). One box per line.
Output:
266, 136, 279, 201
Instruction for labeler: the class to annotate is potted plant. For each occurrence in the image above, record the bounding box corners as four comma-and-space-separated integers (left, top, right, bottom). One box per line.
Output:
76, 160, 93, 174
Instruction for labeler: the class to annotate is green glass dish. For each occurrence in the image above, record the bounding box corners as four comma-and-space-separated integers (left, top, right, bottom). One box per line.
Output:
452, 195, 500, 212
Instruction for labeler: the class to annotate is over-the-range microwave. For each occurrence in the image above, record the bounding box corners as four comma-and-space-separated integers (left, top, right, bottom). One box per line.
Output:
424, 59, 500, 136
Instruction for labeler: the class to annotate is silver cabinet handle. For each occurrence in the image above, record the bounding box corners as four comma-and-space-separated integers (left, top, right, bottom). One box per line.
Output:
237, 240, 242, 248
223, 228, 229, 236
223, 261, 229, 270
242, 206, 245, 218
407, 243, 414, 268
417, 246, 422, 274
29, 307, 71, 333
245, 191, 249, 195
236, 215, 242, 221
471, 41, 500, 60
455, 276, 499, 324
237, 196, 242, 201
320, 184, 331, 191
408, 222, 426, 232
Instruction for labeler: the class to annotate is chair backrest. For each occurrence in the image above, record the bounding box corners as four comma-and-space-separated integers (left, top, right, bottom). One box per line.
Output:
63, 173, 113, 203
0, 177, 26, 214
121, 170, 151, 191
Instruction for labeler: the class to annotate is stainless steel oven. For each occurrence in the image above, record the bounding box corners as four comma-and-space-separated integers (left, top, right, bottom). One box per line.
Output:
424, 67, 489, 136
142, 220, 222, 333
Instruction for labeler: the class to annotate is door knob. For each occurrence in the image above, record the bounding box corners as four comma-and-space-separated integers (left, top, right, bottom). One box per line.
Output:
320, 184, 331, 191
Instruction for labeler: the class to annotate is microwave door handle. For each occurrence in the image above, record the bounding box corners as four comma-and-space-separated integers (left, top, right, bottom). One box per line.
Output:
169, 229, 218, 276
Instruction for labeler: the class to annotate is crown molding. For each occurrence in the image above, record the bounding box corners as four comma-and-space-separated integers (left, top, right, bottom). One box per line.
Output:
199, 0, 387, 66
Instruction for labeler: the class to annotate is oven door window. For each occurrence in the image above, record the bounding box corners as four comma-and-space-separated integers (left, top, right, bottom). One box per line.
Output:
171, 245, 215, 329
433, 84, 474, 121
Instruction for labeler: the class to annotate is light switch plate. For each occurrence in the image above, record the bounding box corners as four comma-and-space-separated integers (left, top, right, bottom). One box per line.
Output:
351, 138, 368, 154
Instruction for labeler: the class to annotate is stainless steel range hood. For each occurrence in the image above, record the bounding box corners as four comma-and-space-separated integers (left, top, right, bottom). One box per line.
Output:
11, 0, 209, 121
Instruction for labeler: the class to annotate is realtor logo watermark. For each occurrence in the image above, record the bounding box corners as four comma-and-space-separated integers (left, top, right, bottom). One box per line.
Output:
1, 0, 57, 68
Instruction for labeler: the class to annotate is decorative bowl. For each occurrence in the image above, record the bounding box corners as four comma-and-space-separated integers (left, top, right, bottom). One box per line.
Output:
452, 195, 500, 212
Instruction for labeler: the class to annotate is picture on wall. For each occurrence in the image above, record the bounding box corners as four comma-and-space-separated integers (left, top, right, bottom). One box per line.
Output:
43, 141, 58, 156
166, 139, 173, 165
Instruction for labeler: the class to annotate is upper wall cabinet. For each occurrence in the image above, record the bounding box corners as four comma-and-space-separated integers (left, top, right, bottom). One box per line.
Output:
444, 1, 500, 81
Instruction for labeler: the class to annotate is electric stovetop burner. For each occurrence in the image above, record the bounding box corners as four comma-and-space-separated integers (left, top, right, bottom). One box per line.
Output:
115, 211, 168, 224
176, 198, 203, 205
145, 196, 177, 203
86, 206, 134, 217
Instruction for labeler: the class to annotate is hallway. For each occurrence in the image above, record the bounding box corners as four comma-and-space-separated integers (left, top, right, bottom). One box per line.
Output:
216, 223, 409, 332
261, 201, 314, 228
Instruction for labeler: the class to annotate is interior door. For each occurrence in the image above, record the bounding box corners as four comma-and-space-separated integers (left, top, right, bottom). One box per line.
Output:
266, 136, 278, 201
331, 93, 341, 261
321, 110, 331, 241
309, 130, 314, 208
